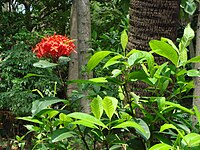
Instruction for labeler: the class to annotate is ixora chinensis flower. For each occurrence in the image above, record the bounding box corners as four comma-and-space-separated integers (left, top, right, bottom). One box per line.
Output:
33, 34, 76, 61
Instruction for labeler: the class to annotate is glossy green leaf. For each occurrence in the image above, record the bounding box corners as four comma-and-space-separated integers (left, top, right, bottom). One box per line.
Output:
184, 1, 197, 15
181, 133, 200, 147
135, 118, 150, 140
149, 143, 172, 150
33, 60, 58, 68
91, 95, 103, 119
160, 124, 184, 139
128, 51, 144, 66
179, 24, 195, 65
103, 55, 122, 69
102, 96, 118, 120
32, 97, 66, 116
89, 77, 108, 83
187, 69, 200, 77
150, 40, 178, 66
112, 121, 147, 140
67, 112, 107, 128
87, 51, 113, 72
71, 120, 98, 129
112, 69, 122, 77
187, 55, 200, 64
121, 30, 128, 51
51, 128, 75, 143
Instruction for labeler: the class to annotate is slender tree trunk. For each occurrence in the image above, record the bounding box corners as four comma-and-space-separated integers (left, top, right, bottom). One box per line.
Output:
68, 0, 79, 96
77, 0, 91, 113
193, 4, 200, 120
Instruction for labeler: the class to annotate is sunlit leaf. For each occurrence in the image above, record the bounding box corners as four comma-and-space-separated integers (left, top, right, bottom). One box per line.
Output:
102, 96, 118, 120
87, 51, 113, 72
33, 60, 58, 68
150, 40, 178, 66
91, 95, 103, 119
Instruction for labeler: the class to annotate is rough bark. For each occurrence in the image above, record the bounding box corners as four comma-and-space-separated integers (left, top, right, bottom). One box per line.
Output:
128, 0, 179, 52
77, 0, 91, 113
193, 5, 200, 121
67, 0, 79, 96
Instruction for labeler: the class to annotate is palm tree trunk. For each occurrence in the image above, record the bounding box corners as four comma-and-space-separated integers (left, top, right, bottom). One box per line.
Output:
128, 0, 179, 52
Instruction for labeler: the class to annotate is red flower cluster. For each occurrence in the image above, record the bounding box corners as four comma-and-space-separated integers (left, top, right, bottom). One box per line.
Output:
33, 34, 76, 60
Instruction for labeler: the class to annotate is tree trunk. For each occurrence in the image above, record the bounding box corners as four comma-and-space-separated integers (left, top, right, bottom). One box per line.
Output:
193, 4, 200, 122
128, 0, 179, 52
68, 0, 79, 96
128, 0, 179, 96
77, 0, 91, 113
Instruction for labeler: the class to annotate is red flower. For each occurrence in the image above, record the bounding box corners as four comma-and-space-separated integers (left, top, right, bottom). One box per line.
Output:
33, 34, 76, 60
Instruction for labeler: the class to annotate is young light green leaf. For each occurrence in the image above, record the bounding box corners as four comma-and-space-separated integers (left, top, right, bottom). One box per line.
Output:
87, 51, 113, 72
102, 96, 118, 120
187, 55, 200, 64
181, 133, 200, 148
128, 51, 144, 66
51, 128, 75, 143
89, 77, 108, 83
91, 95, 103, 119
179, 24, 195, 65
150, 40, 178, 66
121, 30, 128, 51
160, 124, 184, 140
71, 120, 98, 129
33, 60, 58, 68
156, 97, 166, 111
187, 69, 200, 77
103, 55, 123, 69
149, 143, 172, 150
67, 112, 107, 128
112, 69, 122, 77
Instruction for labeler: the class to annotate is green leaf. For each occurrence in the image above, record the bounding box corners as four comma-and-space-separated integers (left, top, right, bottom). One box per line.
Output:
112, 69, 122, 77
67, 112, 107, 129
160, 124, 184, 139
181, 133, 200, 148
17, 116, 43, 124
187, 69, 200, 77
156, 97, 166, 111
102, 96, 118, 120
112, 121, 148, 140
103, 55, 123, 69
33, 60, 58, 68
87, 51, 113, 72
184, 1, 197, 15
24, 73, 45, 78
194, 106, 200, 126
150, 40, 178, 66
121, 30, 128, 51
165, 101, 194, 115
89, 77, 108, 83
71, 120, 98, 129
187, 55, 200, 64
149, 143, 172, 150
179, 24, 195, 65
135, 118, 150, 140
51, 128, 75, 143
32, 97, 66, 116
128, 51, 144, 66
91, 95, 103, 119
